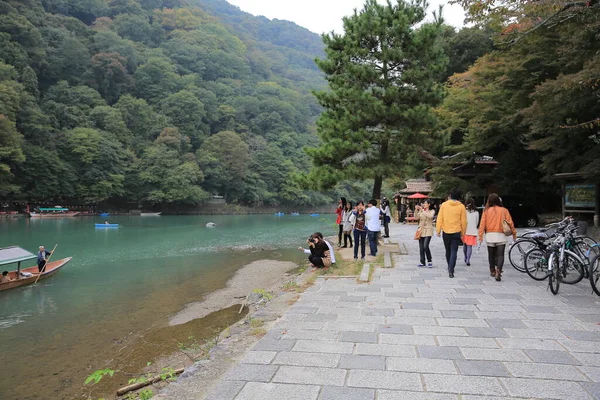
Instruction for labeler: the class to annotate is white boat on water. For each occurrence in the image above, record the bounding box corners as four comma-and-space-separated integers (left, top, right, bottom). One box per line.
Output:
140, 212, 162, 216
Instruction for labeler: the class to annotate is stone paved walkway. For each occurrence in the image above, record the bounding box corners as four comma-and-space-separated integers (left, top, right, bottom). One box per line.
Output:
205, 224, 600, 400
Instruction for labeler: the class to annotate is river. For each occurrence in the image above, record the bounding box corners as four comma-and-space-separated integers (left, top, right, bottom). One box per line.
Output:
0, 214, 335, 400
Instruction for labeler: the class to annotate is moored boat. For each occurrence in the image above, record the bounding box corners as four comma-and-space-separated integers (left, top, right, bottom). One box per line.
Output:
310, 213, 320, 217
29, 207, 80, 218
0, 246, 71, 292
99, 213, 110, 217
274, 212, 285, 216
95, 223, 119, 228
140, 212, 162, 216
291, 212, 300, 216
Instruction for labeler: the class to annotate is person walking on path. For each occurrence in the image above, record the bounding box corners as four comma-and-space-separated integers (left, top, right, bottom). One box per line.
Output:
436, 189, 467, 278
463, 198, 479, 266
352, 202, 367, 260
365, 199, 382, 257
380, 197, 391, 238
341, 201, 354, 248
335, 197, 347, 247
478, 193, 517, 281
415, 200, 435, 268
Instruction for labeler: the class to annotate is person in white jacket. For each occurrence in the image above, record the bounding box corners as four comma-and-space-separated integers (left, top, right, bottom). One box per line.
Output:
463, 198, 480, 266
298, 232, 336, 264
341, 201, 354, 248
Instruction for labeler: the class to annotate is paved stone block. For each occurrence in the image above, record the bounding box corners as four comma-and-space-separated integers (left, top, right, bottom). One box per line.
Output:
581, 382, 600, 400
321, 386, 375, 400
504, 362, 588, 381
293, 340, 354, 354
323, 322, 376, 332
340, 331, 378, 343
413, 326, 468, 336
423, 374, 505, 396
283, 329, 339, 341
436, 336, 499, 349
401, 302, 433, 310
505, 328, 567, 340
475, 311, 525, 320
562, 330, 600, 342
579, 366, 600, 382
385, 291, 414, 297
272, 365, 346, 386
347, 369, 422, 391
497, 338, 564, 350
449, 297, 480, 305
466, 327, 508, 338
455, 360, 509, 377
304, 313, 338, 322
380, 333, 436, 346
525, 349, 580, 365
205, 380, 245, 400
378, 324, 412, 334
288, 306, 318, 314
378, 390, 458, 400
460, 348, 530, 362
240, 351, 277, 365
485, 319, 527, 329
339, 295, 366, 302
355, 343, 417, 357
359, 264, 371, 282
253, 339, 296, 352
363, 308, 395, 316
437, 318, 489, 327
491, 293, 523, 300
225, 364, 278, 382
417, 346, 464, 360
561, 339, 600, 353
272, 352, 340, 368
386, 316, 437, 326
527, 312, 579, 321
395, 309, 442, 317
387, 357, 457, 374
523, 305, 562, 313
339, 354, 385, 370
441, 310, 477, 319
501, 378, 592, 400
235, 382, 320, 400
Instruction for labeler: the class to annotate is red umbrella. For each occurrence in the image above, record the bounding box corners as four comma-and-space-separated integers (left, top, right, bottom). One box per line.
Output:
407, 193, 429, 199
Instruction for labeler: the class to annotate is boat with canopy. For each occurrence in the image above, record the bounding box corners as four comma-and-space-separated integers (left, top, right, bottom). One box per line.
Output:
0, 246, 71, 291
29, 207, 80, 218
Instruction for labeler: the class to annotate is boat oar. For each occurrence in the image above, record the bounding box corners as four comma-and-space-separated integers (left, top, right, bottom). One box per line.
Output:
34, 244, 58, 285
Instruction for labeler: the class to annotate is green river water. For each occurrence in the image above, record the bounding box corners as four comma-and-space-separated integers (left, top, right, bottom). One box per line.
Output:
0, 215, 334, 400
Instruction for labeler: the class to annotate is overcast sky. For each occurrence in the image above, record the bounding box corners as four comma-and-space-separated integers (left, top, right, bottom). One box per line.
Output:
226, 0, 465, 34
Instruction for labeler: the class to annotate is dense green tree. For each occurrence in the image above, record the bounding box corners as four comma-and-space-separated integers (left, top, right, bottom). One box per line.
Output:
197, 130, 249, 199
89, 52, 131, 103
133, 57, 179, 103
160, 90, 206, 144
308, 0, 447, 199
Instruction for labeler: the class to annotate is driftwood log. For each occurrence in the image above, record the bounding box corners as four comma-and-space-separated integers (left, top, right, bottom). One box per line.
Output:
116, 368, 184, 396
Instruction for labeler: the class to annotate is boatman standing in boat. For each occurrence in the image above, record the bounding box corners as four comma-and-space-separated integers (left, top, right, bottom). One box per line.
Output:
37, 246, 52, 273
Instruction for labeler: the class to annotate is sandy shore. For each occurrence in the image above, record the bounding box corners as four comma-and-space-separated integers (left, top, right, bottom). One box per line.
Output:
168, 259, 298, 326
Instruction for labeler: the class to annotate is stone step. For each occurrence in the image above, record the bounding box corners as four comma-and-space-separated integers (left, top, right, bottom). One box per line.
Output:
384, 251, 392, 268
359, 263, 370, 282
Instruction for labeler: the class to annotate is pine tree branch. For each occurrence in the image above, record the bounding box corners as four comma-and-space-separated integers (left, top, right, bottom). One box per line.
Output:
559, 118, 600, 129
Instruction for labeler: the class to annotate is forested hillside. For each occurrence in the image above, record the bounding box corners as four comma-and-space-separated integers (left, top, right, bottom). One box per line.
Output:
0, 0, 331, 208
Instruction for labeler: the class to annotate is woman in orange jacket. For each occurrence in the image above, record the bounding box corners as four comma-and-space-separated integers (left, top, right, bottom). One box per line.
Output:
478, 193, 517, 281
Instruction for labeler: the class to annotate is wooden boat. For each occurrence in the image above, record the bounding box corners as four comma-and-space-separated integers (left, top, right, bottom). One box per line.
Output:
95, 223, 119, 228
0, 246, 71, 292
29, 207, 80, 218
140, 212, 161, 216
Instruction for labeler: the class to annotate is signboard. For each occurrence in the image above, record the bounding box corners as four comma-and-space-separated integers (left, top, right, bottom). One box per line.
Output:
565, 184, 596, 208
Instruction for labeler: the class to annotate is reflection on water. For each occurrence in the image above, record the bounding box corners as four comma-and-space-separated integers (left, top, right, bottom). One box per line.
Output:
0, 215, 334, 400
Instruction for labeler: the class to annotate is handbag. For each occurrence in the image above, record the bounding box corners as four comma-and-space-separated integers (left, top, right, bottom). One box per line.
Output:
502, 219, 512, 236
414, 228, 422, 240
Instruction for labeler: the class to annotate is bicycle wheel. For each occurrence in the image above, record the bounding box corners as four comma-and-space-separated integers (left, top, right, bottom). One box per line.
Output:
589, 254, 600, 297
549, 255, 560, 295
559, 250, 585, 285
524, 248, 549, 281
509, 239, 537, 273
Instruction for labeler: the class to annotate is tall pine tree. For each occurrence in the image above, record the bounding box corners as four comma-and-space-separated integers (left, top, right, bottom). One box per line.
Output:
308, 0, 447, 199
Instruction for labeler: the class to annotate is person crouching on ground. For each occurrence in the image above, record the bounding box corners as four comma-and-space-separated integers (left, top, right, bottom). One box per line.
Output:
463, 198, 479, 266
478, 193, 517, 281
436, 189, 467, 278
298, 233, 332, 270
415, 200, 435, 268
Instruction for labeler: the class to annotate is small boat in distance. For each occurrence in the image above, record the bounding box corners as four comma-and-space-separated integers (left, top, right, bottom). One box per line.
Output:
29, 207, 80, 218
99, 213, 110, 217
291, 212, 300, 216
0, 246, 71, 292
274, 212, 285, 216
95, 223, 119, 228
140, 212, 162, 216
310, 213, 320, 217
